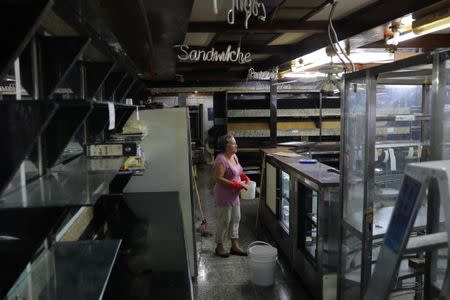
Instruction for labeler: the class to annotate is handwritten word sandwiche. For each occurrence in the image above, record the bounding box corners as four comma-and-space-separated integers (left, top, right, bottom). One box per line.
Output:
177, 45, 252, 64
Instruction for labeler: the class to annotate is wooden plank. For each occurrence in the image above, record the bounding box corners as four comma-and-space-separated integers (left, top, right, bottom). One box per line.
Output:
322, 120, 341, 129
228, 122, 270, 130
277, 121, 316, 129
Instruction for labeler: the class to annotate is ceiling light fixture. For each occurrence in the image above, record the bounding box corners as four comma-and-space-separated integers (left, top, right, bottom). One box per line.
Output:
413, 7, 450, 35
316, 64, 344, 95
386, 8, 450, 47
282, 72, 326, 79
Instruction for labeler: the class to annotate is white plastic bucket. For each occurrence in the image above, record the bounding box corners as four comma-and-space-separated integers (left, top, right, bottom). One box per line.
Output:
248, 241, 278, 286
240, 181, 256, 199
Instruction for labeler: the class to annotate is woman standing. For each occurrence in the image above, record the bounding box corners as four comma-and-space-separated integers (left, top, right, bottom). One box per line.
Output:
213, 134, 251, 257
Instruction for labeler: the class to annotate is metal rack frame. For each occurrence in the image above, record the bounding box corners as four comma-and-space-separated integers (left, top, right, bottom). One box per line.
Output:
338, 49, 450, 300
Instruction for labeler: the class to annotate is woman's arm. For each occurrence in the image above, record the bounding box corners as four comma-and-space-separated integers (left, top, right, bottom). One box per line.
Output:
213, 159, 247, 190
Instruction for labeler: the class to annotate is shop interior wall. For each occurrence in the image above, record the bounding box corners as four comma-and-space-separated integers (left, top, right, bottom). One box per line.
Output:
152, 94, 214, 143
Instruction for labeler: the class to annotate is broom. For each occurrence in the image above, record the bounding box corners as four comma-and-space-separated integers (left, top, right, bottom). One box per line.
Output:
192, 168, 212, 237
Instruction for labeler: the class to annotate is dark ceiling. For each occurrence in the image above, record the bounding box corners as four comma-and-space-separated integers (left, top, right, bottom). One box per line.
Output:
137, 0, 447, 85
3, 0, 447, 87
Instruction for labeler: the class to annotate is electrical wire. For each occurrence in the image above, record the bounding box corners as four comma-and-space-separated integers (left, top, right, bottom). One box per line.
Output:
327, 14, 346, 70
327, 1, 346, 70
329, 1, 355, 72
328, 1, 355, 72
329, 2, 351, 68
330, 16, 355, 72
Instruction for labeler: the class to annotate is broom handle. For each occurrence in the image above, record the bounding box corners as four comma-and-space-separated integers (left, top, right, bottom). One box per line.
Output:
193, 171, 205, 220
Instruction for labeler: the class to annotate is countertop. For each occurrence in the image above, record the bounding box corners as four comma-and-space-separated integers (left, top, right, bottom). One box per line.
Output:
261, 147, 340, 187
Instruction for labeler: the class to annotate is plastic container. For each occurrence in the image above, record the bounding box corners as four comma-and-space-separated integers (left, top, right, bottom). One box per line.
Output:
248, 241, 278, 286
240, 181, 256, 199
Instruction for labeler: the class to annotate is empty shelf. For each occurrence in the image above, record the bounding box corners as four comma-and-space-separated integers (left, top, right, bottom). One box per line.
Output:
0, 156, 123, 209
7, 240, 122, 300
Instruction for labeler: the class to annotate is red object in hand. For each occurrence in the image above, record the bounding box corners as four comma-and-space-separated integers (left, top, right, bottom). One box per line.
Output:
229, 179, 247, 190
239, 172, 251, 184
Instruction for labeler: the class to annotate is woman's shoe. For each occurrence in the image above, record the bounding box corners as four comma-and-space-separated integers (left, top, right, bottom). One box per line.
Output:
215, 248, 230, 258
230, 248, 248, 256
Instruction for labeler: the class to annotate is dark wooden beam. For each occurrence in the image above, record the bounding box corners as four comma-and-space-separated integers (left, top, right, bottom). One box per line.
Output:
180, 72, 245, 81
187, 20, 329, 33
298, 0, 334, 22
177, 62, 250, 69
147, 79, 272, 89
256, 0, 446, 70
361, 34, 450, 49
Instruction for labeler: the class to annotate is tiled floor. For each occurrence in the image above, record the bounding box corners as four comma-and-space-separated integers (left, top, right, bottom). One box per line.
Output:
192, 164, 312, 300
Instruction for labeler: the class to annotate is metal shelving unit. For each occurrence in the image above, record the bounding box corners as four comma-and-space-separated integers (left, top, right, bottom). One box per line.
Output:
0, 1, 149, 298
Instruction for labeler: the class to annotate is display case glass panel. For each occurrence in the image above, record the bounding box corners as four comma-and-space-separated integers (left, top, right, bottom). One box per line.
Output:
374, 85, 428, 211
442, 59, 450, 159
265, 163, 277, 215
298, 180, 319, 264
431, 57, 450, 292
340, 228, 362, 299
342, 77, 367, 233
280, 170, 290, 231
305, 190, 318, 260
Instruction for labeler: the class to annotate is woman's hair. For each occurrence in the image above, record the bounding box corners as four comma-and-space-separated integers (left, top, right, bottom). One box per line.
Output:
217, 134, 234, 152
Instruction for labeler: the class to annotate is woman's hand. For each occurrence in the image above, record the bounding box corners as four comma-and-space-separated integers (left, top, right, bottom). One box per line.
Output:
213, 163, 247, 190
228, 179, 248, 190
239, 172, 251, 184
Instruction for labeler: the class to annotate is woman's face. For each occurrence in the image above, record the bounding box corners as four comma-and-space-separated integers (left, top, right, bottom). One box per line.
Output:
225, 137, 238, 154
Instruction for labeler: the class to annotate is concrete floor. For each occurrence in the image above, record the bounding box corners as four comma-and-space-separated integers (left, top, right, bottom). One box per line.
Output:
192, 164, 312, 300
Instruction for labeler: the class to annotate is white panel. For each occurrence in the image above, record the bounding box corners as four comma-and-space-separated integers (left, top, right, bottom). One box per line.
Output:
268, 33, 312, 45
309, 0, 378, 21
323, 273, 338, 300
123, 108, 196, 275
190, 0, 227, 21
266, 163, 277, 214
283, 0, 324, 6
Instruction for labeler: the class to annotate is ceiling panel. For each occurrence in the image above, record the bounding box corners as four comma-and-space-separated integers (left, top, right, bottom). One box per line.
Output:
268, 32, 312, 45
274, 9, 312, 20
215, 33, 244, 42
241, 33, 278, 46
190, 0, 228, 21
282, 0, 325, 7
183, 32, 215, 46
309, 0, 378, 21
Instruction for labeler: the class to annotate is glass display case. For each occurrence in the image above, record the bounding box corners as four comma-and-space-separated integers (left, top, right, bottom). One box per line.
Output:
261, 148, 340, 299
339, 49, 450, 299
